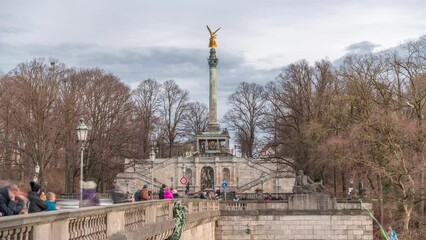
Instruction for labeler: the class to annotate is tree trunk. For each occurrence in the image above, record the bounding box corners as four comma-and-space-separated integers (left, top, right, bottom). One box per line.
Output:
333, 162, 337, 196
341, 172, 346, 198
378, 174, 384, 226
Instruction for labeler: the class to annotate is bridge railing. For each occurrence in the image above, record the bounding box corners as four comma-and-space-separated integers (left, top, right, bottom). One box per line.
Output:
0, 198, 368, 240
219, 199, 371, 211
0, 199, 220, 240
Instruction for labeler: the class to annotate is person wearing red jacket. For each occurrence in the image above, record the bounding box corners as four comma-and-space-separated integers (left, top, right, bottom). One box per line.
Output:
141, 184, 150, 201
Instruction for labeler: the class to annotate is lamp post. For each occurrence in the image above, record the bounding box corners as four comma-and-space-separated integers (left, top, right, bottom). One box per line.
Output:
149, 146, 156, 199
348, 178, 354, 200
236, 177, 239, 190
276, 167, 280, 194
125, 180, 129, 194
181, 163, 186, 177
260, 173, 265, 191
34, 163, 40, 183
76, 118, 88, 208
171, 177, 174, 188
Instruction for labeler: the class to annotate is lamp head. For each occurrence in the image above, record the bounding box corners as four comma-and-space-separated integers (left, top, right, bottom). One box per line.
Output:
149, 147, 156, 162
76, 118, 88, 142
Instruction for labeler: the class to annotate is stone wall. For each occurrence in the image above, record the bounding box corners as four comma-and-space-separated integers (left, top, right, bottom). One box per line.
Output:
217, 214, 372, 240
217, 200, 373, 240
181, 221, 216, 240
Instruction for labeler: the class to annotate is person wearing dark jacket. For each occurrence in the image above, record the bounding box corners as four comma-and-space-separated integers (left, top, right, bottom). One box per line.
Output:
111, 183, 131, 204
0, 184, 25, 216
27, 181, 47, 213
159, 184, 166, 199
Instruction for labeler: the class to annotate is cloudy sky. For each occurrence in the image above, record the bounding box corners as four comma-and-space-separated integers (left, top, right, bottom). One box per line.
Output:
1, 0, 425, 119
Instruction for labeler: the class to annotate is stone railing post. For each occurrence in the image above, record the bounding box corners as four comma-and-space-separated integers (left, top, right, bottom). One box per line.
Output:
32, 219, 70, 240
107, 210, 125, 237
145, 204, 157, 224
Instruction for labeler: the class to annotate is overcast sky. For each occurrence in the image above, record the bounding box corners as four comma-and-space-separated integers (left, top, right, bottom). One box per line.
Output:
1, 0, 425, 119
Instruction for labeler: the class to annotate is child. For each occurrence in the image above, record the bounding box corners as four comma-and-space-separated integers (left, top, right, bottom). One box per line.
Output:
40, 192, 46, 201
45, 192, 60, 211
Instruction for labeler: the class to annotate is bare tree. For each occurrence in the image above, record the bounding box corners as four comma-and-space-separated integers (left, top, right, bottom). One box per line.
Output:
56, 68, 88, 193
132, 79, 162, 158
181, 101, 209, 141
224, 82, 266, 158
336, 51, 426, 237
389, 38, 426, 221
78, 69, 136, 191
265, 59, 338, 176
0, 59, 65, 190
160, 80, 189, 157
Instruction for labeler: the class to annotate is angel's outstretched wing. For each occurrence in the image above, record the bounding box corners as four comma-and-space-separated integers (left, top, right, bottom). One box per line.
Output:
206, 25, 212, 35
213, 27, 221, 34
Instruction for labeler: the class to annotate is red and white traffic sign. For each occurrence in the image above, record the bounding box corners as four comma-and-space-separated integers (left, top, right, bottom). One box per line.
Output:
180, 177, 188, 185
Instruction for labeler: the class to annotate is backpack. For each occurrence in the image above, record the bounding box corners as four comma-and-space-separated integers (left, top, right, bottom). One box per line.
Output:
134, 190, 141, 202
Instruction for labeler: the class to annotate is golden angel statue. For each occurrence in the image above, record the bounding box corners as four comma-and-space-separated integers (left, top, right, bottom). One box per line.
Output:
207, 25, 221, 48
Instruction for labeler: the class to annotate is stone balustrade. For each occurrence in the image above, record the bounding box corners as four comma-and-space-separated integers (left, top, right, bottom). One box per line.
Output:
220, 200, 370, 212
0, 199, 220, 240
0, 198, 371, 240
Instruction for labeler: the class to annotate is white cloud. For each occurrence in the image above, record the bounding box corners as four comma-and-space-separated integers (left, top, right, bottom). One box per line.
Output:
1, 0, 426, 119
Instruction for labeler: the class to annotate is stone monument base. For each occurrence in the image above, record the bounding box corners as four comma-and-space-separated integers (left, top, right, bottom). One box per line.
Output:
289, 193, 337, 210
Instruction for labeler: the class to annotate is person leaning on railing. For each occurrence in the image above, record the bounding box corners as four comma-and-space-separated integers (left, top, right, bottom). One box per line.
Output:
0, 184, 27, 216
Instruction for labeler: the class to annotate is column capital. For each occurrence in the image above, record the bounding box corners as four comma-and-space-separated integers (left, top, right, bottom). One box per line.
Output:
208, 48, 218, 67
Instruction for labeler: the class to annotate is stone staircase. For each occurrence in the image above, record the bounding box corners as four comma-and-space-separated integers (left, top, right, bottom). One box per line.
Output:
116, 158, 177, 193
237, 157, 292, 193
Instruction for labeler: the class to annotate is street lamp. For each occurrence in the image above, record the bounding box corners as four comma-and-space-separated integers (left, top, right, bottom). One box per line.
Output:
348, 178, 354, 200
34, 163, 40, 183
236, 177, 239, 190
276, 167, 280, 194
181, 163, 186, 177
171, 177, 174, 188
149, 146, 156, 199
125, 180, 129, 194
76, 118, 88, 208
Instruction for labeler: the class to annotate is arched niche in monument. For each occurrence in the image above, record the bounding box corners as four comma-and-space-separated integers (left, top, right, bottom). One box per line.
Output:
222, 168, 230, 183
201, 166, 214, 190
185, 168, 193, 185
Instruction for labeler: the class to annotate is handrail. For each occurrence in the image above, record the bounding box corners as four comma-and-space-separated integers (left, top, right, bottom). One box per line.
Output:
238, 172, 275, 192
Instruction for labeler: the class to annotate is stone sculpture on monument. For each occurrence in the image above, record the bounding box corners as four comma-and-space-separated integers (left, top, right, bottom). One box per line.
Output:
292, 170, 327, 194
290, 170, 336, 210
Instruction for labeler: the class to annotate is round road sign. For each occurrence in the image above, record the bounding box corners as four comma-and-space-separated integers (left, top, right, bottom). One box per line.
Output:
180, 177, 188, 185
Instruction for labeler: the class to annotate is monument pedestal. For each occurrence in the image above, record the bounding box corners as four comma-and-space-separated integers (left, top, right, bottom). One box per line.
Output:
289, 193, 337, 210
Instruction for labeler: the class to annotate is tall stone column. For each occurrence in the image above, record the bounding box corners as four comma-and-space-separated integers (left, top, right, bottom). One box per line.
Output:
207, 48, 220, 132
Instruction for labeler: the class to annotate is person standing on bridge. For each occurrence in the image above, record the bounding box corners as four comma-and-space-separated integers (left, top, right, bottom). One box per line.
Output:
82, 181, 99, 207
159, 184, 166, 199
163, 186, 174, 199
141, 184, 150, 201
27, 181, 47, 213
